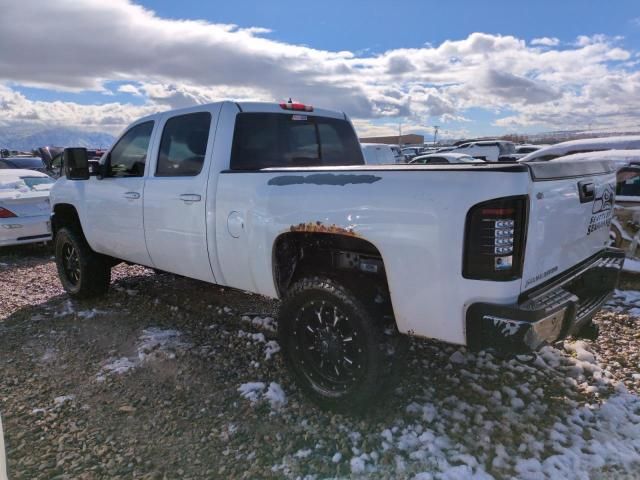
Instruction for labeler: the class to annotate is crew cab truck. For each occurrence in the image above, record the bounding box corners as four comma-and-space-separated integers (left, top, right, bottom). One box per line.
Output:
50, 101, 623, 411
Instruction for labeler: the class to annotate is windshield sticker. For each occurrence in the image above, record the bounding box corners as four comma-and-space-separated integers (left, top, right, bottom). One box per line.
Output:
587, 183, 614, 235
291, 115, 308, 121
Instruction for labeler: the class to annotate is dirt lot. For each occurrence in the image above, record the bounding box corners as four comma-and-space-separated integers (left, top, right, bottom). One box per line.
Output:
1, 244, 639, 479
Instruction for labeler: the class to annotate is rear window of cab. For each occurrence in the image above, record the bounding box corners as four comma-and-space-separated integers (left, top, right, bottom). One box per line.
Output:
230, 113, 364, 170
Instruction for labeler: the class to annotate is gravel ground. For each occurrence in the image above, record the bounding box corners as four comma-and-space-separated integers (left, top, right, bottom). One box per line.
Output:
1, 244, 639, 479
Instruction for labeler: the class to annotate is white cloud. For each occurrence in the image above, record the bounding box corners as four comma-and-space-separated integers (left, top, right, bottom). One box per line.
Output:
0, 1, 638, 136
117, 84, 142, 96
0, 85, 154, 133
531, 37, 560, 47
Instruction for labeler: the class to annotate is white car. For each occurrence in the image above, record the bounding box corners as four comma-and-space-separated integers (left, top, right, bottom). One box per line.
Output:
400, 146, 424, 160
0, 169, 54, 247
515, 144, 547, 155
444, 140, 517, 161
361, 143, 397, 164
519, 136, 640, 162
409, 153, 485, 164
388, 145, 406, 163
50, 101, 623, 411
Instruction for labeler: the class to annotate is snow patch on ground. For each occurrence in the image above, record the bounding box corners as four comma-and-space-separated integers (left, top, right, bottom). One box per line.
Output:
606, 289, 640, 311
369, 344, 640, 478
53, 300, 75, 318
623, 257, 640, 274
77, 308, 110, 319
238, 381, 287, 409
264, 340, 280, 360
96, 328, 191, 380
241, 315, 277, 333
237, 329, 281, 360
137, 328, 189, 361
281, 309, 640, 478
238, 382, 266, 403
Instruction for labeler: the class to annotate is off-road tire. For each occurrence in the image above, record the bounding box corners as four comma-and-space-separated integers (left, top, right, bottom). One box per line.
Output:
279, 276, 405, 413
55, 227, 111, 299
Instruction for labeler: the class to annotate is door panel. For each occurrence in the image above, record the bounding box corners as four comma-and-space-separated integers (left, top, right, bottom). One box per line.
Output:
83, 121, 155, 265
143, 108, 219, 282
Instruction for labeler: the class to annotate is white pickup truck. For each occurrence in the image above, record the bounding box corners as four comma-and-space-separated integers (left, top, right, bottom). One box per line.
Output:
50, 101, 623, 411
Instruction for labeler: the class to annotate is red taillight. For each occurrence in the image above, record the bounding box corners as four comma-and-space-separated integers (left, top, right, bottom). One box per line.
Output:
279, 101, 313, 112
480, 208, 515, 216
463, 196, 528, 281
0, 207, 17, 218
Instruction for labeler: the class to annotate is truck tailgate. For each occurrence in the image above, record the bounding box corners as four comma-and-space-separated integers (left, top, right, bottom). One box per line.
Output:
522, 161, 617, 291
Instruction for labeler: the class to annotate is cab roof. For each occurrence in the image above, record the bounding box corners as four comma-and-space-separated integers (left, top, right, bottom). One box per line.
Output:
133, 101, 346, 125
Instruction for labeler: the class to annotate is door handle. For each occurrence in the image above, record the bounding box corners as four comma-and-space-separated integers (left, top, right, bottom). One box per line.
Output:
124, 192, 140, 200
179, 194, 201, 202
578, 181, 595, 203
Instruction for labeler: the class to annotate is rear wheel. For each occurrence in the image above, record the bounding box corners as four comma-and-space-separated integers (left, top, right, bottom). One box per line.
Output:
279, 276, 404, 412
55, 227, 111, 298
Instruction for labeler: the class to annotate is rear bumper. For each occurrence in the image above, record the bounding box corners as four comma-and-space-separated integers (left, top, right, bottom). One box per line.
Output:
466, 248, 624, 354
0, 215, 52, 246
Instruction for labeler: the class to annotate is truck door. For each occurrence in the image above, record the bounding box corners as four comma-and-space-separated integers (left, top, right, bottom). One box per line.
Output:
83, 121, 155, 265
143, 108, 219, 282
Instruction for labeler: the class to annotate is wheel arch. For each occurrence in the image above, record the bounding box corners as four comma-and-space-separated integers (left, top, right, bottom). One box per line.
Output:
271, 231, 392, 302
51, 203, 82, 238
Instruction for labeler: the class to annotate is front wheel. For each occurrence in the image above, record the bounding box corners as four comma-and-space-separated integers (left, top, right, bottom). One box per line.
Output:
279, 276, 404, 412
55, 227, 111, 299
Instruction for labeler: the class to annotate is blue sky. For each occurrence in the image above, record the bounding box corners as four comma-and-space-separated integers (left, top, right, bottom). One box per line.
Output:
1, 0, 639, 139
137, 0, 640, 53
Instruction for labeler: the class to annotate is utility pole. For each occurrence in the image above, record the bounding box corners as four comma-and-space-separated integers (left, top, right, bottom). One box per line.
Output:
433, 125, 440, 146
398, 121, 403, 146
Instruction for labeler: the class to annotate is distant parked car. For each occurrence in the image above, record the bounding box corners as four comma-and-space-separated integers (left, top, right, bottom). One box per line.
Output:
515, 144, 547, 155
519, 136, 640, 162
361, 143, 397, 164
0, 156, 49, 174
0, 169, 54, 247
409, 153, 485, 164
400, 147, 424, 160
445, 141, 517, 161
388, 145, 406, 163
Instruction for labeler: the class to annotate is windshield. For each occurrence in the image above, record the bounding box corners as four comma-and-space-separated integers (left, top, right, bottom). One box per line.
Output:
22, 176, 54, 190
499, 143, 516, 155
8, 158, 44, 169
0, 175, 54, 192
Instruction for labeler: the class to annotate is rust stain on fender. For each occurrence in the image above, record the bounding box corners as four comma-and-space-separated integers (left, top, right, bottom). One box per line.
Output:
289, 221, 359, 237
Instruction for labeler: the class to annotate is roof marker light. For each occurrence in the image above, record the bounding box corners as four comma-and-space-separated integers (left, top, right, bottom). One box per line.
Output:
280, 100, 314, 112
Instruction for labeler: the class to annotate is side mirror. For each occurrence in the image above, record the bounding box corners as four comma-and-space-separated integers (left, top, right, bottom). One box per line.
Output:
63, 148, 90, 180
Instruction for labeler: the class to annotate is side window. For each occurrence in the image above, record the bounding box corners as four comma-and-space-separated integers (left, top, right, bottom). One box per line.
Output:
617, 169, 640, 196
157, 112, 212, 177
108, 121, 154, 178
